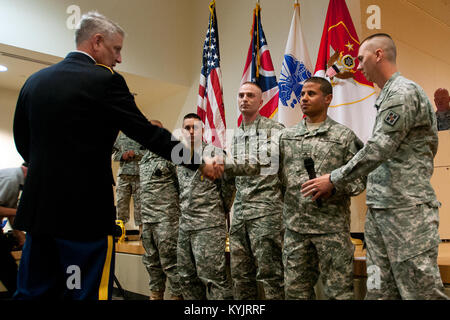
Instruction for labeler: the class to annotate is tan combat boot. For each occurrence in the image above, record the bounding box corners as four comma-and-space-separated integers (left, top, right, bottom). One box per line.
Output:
149, 291, 164, 300
169, 294, 184, 300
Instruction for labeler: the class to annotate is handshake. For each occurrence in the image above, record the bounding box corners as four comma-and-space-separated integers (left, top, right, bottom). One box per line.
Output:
121, 150, 136, 161
199, 155, 225, 180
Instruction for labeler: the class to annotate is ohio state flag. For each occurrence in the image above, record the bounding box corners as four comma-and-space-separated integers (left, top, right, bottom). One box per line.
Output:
314, 0, 377, 143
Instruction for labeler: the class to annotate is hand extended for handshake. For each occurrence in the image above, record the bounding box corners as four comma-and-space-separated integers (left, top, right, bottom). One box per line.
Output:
198, 157, 336, 199
122, 150, 136, 161
199, 156, 225, 181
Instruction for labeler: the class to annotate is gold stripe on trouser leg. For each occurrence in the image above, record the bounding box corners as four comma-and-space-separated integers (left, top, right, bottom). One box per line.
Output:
98, 235, 114, 300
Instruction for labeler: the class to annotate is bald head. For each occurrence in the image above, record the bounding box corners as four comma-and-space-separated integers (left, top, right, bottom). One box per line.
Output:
360, 33, 397, 64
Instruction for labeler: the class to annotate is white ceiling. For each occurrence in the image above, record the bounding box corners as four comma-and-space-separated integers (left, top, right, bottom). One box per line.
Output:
0, 43, 59, 92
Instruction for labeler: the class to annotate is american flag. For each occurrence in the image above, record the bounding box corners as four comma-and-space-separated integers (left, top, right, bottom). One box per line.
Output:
238, 3, 279, 126
197, 0, 226, 149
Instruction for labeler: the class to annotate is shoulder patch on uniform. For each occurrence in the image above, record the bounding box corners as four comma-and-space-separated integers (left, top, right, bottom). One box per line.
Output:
384, 110, 400, 126
96, 63, 114, 74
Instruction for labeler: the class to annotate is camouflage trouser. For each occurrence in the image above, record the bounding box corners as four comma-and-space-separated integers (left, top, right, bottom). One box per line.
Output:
177, 225, 233, 300
283, 229, 355, 300
365, 203, 448, 300
141, 220, 181, 296
230, 213, 284, 300
116, 174, 141, 226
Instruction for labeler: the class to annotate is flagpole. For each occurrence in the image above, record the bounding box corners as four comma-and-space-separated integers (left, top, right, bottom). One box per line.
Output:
294, 0, 299, 11
208, 0, 215, 47
254, 1, 261, 80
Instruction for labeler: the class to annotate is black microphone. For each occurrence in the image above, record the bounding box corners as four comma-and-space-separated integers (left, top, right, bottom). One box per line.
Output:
303, 157, 322, 208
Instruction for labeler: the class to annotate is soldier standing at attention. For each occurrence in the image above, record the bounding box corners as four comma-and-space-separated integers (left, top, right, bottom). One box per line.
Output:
229, 82, 285, 300
176, 113, 234, 300
113, 132, 144, 231
139, 120, 183, 300
302, 33, 448, 300
280, 77, 366, 299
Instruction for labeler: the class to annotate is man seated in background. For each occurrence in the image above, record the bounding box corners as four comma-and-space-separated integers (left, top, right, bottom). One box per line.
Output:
0, 163, 27, 298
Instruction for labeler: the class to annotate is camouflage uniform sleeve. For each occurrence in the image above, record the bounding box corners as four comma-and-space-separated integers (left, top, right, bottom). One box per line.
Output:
335, 130, 367, 196
330, 91, 415, 191
223, 127, 282, 178
223, 154, 261, 177
112, 134, 124, 161
133, 146, 145, 161
170, 161, 180, 195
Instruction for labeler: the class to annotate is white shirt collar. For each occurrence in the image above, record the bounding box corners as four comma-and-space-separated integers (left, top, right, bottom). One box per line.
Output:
72, 50, 96, 63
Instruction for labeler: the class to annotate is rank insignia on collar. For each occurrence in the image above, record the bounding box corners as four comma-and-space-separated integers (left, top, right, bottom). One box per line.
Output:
384, 110, 400, 126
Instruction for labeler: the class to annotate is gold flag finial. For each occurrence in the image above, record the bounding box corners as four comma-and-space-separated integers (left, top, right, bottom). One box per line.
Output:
208, 0, 216, 47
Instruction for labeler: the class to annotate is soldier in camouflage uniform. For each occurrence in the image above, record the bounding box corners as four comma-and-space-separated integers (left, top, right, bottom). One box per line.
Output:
434, 88, 450, 131
229, 82, 285, 300
302, 33, 448, 300
139, 120, 182, 300
112, 132, 144, 228
177, 113, 234, 300
279, 78, 366, 299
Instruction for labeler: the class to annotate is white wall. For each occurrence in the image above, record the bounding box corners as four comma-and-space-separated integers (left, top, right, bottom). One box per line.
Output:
0, 87, 23, 169
0, 0, 196, 86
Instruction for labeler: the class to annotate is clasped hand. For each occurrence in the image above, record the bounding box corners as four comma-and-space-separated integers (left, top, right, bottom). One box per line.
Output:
200, 155, 225, 180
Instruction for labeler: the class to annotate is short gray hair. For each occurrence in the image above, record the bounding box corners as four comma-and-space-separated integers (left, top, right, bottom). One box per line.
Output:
75, 11, 125, 45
